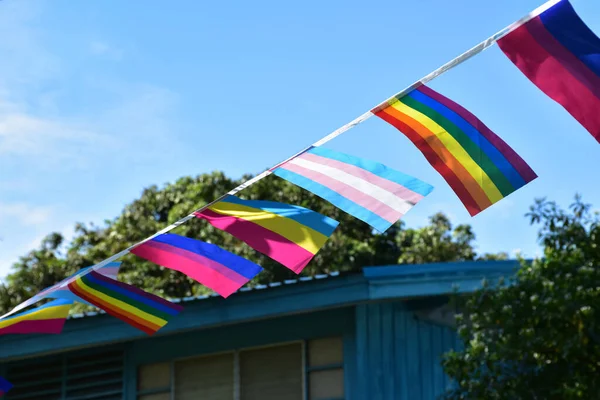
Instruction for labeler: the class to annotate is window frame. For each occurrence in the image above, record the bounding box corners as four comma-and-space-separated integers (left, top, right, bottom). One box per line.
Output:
136, 338, 344, 400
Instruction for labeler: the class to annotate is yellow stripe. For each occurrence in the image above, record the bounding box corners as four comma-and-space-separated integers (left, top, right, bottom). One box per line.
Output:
389, 101, 503, 203
0, 304, 71, 329
75, 278, 167, 327
209, 202, 328, 253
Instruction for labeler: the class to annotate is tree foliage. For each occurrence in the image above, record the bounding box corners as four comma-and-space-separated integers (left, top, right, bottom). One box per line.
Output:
1, 171, 500, 313
443, 195, 600, 399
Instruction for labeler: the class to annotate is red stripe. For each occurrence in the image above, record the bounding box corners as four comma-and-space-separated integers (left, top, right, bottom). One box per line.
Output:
375, 110, 482, 216
69, 281, 159, 335
498, 19, 600, 142
417, 85, 538, 183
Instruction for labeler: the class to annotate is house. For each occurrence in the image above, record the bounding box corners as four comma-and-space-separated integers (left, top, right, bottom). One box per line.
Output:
0, 260, 517, 400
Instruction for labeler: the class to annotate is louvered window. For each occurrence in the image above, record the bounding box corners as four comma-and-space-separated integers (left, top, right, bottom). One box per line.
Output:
137, 338, 343, 400
5, 347, 124, 400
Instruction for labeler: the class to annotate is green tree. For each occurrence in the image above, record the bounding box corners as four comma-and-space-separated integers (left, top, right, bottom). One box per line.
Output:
1, 171, 494, 313
442, 195, 600, 399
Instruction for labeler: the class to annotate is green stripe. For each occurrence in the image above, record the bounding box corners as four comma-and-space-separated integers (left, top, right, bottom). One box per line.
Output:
80, 275, 171, 321
399, 96, 515, 196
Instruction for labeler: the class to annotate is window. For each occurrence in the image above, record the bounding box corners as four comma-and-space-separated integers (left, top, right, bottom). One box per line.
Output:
6, 348, 124, 400
307, 337, 344, 400
137, 338, 344, 400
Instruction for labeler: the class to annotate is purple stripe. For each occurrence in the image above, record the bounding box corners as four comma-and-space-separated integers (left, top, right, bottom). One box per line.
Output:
417, 85, 538, 183
528, 17, 600, 101
137, 241, 249, 286
0, 318, 66, 335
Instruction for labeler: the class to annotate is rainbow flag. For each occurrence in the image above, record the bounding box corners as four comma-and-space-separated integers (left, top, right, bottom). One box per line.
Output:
194, 196, 339, 273
68, 271, 183, 335
131, 233, 263, 297
0, 376, 13, 397
272, 147, 433, 232
373, 85, 537, 216
0, 298, 72, 335
498, 0, 600, 143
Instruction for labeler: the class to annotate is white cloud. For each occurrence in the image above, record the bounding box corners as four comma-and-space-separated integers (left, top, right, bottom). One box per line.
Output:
89, 40, 123, 60
0, 202, 53, 226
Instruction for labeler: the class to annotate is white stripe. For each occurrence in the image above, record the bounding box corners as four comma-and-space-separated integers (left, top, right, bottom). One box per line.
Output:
289, 158, 414, 214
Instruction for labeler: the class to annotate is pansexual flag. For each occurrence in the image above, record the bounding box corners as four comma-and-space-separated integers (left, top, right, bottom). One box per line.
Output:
0, 376, 13, 397
131, 233, 263, 297
0, 298, 73, 335
272, 147, 433, 232
68, 271, 183, 335
373, 85, 537, 216
195, 196, 339, 273
498, 0, 600, 142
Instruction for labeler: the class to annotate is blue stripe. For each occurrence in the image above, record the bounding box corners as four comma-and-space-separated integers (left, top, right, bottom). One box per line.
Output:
5, 298, 73, 320
220, 195, 339, 236
83, 273, 180, 316
274, 168, 394, 233
409, 89, 527, 189
540, 0, 600, 77
0, 376, 12, 392
152, 234, 263, 279
308, 147, 434, 197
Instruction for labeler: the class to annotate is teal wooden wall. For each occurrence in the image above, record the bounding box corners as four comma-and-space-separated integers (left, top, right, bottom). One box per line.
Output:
350, 302, 462, 400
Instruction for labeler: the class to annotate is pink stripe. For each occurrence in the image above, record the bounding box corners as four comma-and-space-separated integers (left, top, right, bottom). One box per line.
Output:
498, 20, 600, 142
0, 319, 66, 335
280, 163, 402, 223
417, 86, 538, 183
131, 242, 247, 298
197, 209, 316, 273
299, 152, 424, 203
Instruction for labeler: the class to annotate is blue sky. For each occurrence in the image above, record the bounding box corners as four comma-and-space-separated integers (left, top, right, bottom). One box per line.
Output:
0, 0, 598, 278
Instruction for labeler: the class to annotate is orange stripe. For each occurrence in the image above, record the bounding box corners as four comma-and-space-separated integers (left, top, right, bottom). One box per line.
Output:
70, 281, 161, 334
381, 106, 493, 210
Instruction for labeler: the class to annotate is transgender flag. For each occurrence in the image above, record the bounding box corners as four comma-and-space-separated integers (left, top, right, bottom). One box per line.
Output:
131, 233, 263, 297
498, 0, 600, 142
273, 147, 434, 232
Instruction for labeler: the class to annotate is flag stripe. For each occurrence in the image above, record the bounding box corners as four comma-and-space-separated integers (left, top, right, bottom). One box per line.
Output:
198, 208, 316, 273
131, 234, 262, 298
498, 18, 600, 139
308, 147, 433, 196
528, 17, 600, 100
280, 161, 403, 223
407, 89, 526, 190
378, 104, 492, 211
219, 195, 337, 236
389, 99, 503, 202
0, 299, 72, 335
82, 273, 177, 320
274, 168, 395, 230
0, 377, 12, 396
150, 234, 260, 279
206, 200, 329, 253
539, 1, 600, 77
416, 85, 538, 182
300, 152, 425, 203
68, 278, 163, 334
134, 240, 250, 286
0, 319, 66, 335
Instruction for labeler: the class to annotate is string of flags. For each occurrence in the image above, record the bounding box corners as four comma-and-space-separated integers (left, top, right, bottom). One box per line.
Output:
0, 0, 598, 351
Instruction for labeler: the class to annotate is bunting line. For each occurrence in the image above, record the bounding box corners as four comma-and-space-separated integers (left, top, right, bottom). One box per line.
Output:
0, 0, 561, 321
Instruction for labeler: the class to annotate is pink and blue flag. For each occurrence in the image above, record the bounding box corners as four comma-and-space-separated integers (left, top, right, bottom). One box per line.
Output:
498, 0, 600, 142
273, 147, 434, 232
131, 233, 263, 297
0, 376, 13, 397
